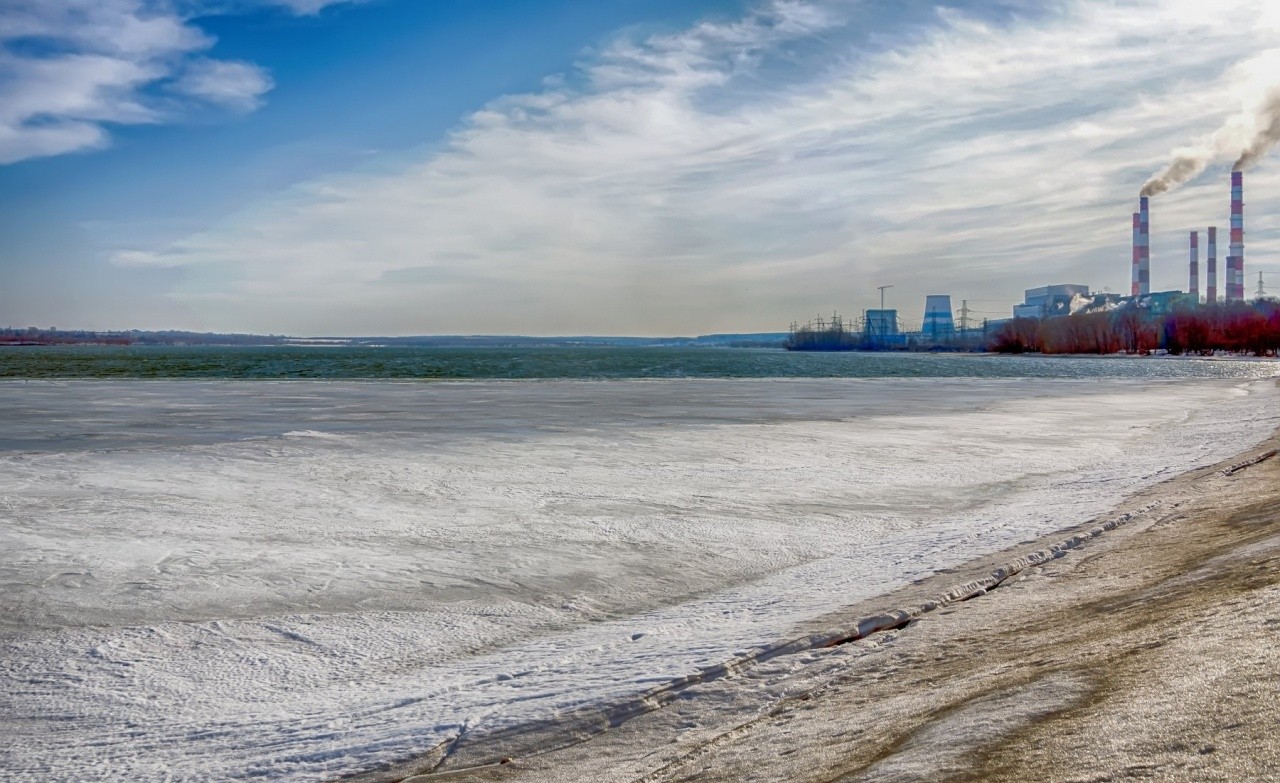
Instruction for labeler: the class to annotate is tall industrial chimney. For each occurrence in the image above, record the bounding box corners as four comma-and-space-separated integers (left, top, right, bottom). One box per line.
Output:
1189, 231, 1199, 299
1206, 226, 1218, 304
1228, 171, 1245, 301
1131, 212, 1141, 296
1138, 196, 1151, 296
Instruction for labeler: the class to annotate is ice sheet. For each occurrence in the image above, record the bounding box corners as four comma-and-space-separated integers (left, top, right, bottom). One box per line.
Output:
1, 378, 1277, 781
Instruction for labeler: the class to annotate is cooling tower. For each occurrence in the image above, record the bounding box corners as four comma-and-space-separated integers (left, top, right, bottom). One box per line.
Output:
921, 295, 955, 341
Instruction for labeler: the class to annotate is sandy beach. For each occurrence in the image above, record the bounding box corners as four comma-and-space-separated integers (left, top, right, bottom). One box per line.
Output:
390, 429, 1280, 782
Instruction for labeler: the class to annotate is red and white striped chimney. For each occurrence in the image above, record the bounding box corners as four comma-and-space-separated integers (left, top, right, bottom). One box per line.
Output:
1131, 212, 1141, 296
1206, 226, 1218, 304
1228, 171, 1245, 301
1138, 196, 1151, 296
1189, 231, 1199, 299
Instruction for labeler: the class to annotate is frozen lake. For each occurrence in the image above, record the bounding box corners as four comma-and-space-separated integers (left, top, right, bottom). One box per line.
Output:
2, 376, 1278, 781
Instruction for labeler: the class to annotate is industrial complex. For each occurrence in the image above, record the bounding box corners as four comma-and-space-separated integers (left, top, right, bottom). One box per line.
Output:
786, 169, 1270, 352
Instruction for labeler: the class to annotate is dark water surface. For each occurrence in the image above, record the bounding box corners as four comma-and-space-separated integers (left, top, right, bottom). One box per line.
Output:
1, 345, 1277, 380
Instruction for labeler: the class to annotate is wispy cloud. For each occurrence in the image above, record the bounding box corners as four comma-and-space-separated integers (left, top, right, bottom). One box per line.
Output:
114, 1, 1280, 334
0, 0, 357, 164
172, 57, 274, 111
264, 0, 368, 13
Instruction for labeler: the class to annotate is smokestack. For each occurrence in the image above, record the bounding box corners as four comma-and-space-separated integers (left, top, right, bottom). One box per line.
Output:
1228, 171, 1245, 301
1189, 231, 1199, 299
1131, 213, 1141, 296
1206, 226, 1218, 304
1138, 196, 1151, 296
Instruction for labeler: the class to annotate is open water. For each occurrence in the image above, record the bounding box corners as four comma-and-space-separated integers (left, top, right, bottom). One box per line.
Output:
1, 344, 1278, 380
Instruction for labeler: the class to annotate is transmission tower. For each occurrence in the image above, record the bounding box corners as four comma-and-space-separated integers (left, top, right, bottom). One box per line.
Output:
1257, 271, 1266, 299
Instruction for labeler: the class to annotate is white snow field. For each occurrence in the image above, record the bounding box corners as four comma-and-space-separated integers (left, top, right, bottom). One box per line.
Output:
2, 377, 1278, 781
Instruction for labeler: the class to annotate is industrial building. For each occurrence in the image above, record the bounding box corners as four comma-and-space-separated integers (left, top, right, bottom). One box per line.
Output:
1013, 284, 1091, 319
1011, 285, 1192, 320
863, 309, 899, 340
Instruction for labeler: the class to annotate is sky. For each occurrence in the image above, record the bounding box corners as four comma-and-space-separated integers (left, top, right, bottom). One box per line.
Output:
2, 0, 1280, 336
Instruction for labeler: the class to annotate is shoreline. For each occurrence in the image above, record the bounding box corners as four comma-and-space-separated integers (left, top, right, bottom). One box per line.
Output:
367, 422, 1280, 782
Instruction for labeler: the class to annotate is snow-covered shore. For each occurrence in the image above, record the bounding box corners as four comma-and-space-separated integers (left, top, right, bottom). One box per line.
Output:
413, 428, 1280, 783
2, 377, 1278, 782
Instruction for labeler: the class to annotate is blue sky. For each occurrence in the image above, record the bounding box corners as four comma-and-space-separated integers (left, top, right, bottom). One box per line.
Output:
2, 0, 1279, 335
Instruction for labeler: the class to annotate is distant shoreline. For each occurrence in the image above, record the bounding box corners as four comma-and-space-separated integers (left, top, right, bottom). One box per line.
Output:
0, 331, 791, 349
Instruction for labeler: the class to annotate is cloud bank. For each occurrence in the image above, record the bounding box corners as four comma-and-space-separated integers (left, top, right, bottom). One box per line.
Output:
102, 1, 1280, 333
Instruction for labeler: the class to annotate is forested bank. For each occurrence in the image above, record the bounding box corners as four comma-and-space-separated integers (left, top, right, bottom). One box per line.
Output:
990, 300, 1280, 356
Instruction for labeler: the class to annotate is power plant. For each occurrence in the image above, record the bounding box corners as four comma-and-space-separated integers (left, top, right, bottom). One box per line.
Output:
786, 294, 981, 351
787, 162, 1270, 352
1008, 168, 1265, 329
1131, 170, 1254, 305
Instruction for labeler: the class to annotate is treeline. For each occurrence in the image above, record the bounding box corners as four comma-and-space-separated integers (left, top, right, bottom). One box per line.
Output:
0, 327, 131, 345
989, 300, 1280, 356
0, 328, 290, 346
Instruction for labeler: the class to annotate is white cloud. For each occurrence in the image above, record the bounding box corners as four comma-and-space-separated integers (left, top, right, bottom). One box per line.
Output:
114, 0, 1280, 334
0, 118, 106, 163
0, 0, 356, 164
0, 0, 212, 57
110, 249, 178, 267
265, 0, 367, 14
173, 58, 273, 111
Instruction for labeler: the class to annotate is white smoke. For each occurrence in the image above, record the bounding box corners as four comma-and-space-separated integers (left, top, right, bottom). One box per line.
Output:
1233, 87, 1280, 171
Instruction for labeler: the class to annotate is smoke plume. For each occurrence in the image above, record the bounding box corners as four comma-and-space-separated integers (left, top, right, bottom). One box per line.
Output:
1140, 152, 1209, 197
1142, 85, 1280, 196
1233, 87, 1280, 172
